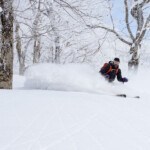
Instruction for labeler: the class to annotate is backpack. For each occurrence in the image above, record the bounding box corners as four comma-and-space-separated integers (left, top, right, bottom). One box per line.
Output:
101, 63, 119, 74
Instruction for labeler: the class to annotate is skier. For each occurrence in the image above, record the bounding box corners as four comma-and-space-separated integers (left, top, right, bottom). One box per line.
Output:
100, 58, 128, 83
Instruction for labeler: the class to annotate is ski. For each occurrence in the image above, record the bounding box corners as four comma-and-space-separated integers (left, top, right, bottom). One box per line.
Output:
86, 90, 140, 99
116, 94, 126, 98
116, 94, 140, 99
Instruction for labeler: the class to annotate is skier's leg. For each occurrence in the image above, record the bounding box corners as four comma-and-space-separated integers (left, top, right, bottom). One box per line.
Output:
108, 71, 116, 82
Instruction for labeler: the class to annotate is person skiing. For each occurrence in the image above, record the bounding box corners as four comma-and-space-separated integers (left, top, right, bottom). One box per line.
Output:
100, 58, 128, 83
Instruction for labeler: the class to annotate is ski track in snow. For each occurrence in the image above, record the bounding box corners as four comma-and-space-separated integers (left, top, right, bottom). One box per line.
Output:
1, 102, 56, 150
1, 89, 150, 150
1, 64, 150, 150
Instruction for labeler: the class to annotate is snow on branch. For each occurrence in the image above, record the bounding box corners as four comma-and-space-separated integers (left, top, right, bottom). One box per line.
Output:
87, 24, 132, 46
137, 14, 150, 43
124, 0, 135, 41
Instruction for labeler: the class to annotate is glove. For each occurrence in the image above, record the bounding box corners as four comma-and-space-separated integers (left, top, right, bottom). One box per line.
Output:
105, 74, 110, 79
122, 77, 128, 83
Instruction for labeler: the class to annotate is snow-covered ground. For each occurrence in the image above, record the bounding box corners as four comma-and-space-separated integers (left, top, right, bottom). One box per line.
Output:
1, 63, 150, 150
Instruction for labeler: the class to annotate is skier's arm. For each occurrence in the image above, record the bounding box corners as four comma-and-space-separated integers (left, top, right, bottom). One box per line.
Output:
100, 64, 110, 75
117, 69, 123, 82
117, 69, 128, 83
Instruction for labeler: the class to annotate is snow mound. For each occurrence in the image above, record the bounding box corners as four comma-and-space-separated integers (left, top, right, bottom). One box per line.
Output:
24, 63, 106, 92
24, 63, 140, 95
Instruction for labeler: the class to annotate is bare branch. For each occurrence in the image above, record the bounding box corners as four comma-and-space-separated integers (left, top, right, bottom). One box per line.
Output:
137, 14, 150, 43
87, 25, 132, 46
124, 0, 135, 41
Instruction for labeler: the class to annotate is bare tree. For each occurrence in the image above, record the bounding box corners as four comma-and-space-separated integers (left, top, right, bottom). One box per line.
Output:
87, 0, 150, 71
13, 0, 107, 69
0, 0, 13, 89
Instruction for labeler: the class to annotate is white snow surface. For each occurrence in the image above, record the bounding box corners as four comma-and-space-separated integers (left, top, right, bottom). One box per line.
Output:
1, 63, 150, 150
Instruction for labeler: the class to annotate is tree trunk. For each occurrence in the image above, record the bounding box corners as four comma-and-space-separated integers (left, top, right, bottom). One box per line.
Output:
0, 0, 13, 89
128, 0, 148, 71
46, 1, 61, 64
19, 62, 25, 75
15, 20, 25, 75
54, 36, 60, 63
128, 43, 140, 71
32, 0, 41, 64
33, 38, 41, 63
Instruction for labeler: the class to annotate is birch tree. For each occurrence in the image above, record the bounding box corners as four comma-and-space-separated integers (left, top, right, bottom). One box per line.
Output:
128, 0, 150, 69
0, 0, 13, 89
87, 0, 150, 71
15, 19, 26, 75
32, 0, 42, 64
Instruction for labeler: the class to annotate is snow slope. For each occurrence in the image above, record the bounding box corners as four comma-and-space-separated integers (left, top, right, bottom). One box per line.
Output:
1, 63, 150, 150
